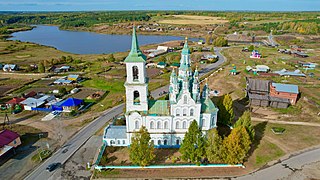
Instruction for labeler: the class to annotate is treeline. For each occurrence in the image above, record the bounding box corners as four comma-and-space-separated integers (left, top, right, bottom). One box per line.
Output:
250, 19, 320, 35
0, 11, 154, 28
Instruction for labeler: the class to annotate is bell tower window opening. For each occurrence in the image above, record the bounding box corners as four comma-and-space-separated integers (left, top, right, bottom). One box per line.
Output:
132, 66, 139, 81
133, 91, 140, 105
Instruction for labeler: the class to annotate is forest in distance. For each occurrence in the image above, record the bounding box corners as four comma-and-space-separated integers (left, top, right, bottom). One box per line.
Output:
0, 11, 319, 35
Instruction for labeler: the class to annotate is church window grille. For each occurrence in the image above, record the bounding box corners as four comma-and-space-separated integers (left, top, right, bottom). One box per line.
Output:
183, 109, 187, 116
190, 109, 194, 116
183, 121, 187, 129
176, 109, 180, 116
135, 120, 139, 129
133, 91, 140, 105
132, 66, 139, 81
176, 121, 180, 129
164, 121, 168, 129
150, 121, 154, 129
157, 121, 162, 129
184, 95, 188, 104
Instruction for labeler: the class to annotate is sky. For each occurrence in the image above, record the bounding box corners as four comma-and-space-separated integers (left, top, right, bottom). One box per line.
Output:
0, 0, 319, 12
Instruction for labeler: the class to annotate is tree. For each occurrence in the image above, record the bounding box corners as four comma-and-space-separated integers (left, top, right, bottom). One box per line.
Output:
217, 94, 234, 126
179, 120, 205, 164
107, 54, 116, 63
234, 111, 255, 141
38, 62, 45, 73
213, 37, 228, 47
158, 55, 167, 63
222, 126, 251, 164
206, 129, 224, 163
248, 45, 254, 51
129, 126, 155, 167
59, 87, 67, 95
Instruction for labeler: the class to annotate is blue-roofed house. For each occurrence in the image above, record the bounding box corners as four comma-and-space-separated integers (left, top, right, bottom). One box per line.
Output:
3, 64, 18, 72
55, 97, 84, 112
274, 69, 306, 77
270, 83, 299, 105
103, 125, 128, 146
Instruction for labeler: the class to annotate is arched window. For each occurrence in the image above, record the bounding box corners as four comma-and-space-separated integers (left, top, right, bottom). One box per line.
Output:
157, 121, 162, 129
135, 120, 139, 129
190, 108, 194, 116
183, 109, 187, 116
151, 140, 154, 145
133, 91, 140, 105
158, 140, 161, 145
117, 140, 120, 144
176, 108, 180, 116
164, 121, 168, 129
123, 140, 126, 144
110, 140, 115, 145
150, 121, 154, 129
184, 95, 188, 104
176, 121, 180, 129
132, 66, 139, 81
176, 139, 180, 145
183, 121, 187, 129
164, 139, 168, 145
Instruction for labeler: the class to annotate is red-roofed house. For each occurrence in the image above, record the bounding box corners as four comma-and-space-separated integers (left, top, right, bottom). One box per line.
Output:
24, 91, 37, 98
0, 129, 21, 157
6, 97, 25, 108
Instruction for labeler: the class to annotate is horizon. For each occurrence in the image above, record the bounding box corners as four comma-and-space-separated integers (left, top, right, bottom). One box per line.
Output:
1, 0, 320, 12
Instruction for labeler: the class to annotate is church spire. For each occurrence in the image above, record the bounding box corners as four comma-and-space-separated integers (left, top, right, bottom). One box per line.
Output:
124, 26, 146, 63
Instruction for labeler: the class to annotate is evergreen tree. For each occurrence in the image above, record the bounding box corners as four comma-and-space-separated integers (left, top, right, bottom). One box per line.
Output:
248, 45, 255, 51
234, 111, 255, 141
223, 126, 251, 164
206, 129, 224, 163
129, 126, 155, 167
217, 94, 234, 126
179, 120, 205, 164
38, 62, 45, 73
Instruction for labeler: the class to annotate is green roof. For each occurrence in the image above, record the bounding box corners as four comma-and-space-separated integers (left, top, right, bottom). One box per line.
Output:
181, 38, 191, 55
124, 26, 146, 63
170, 63, 180, 67
148, 100, 170, 116
201, 98, 218, 114
157, 62, 166, 65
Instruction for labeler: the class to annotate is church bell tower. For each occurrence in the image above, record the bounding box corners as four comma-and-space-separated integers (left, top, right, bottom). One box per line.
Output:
124, 27, 148, 112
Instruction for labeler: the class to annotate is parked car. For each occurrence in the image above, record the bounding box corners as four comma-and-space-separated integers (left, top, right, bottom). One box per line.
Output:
46, 163, 60, 172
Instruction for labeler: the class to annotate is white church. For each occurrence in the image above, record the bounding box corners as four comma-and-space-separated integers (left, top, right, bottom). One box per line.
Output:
103, 27, 218, 148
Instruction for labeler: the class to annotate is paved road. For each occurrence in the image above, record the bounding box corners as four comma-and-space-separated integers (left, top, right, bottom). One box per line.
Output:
25, 104, 125, 180
25, 48, 227, 180
234, 147, 320, 180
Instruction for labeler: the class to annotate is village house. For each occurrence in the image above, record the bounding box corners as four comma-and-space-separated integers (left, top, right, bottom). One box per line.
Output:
54, 97, 84, 112
0, 129, 21, 158
6, 97, 25, 109
274, 69, 306, 77
246, 78, 299, 108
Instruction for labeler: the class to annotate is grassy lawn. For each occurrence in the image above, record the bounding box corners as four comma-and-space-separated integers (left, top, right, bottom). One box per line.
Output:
253, 140, 285, 167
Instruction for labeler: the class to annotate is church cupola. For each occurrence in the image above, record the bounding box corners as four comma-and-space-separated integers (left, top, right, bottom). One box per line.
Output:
178, 37, 192, 81
192, 66, 200, 101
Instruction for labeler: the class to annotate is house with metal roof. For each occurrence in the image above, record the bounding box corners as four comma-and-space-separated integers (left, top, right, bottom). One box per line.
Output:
54, 97, 83, 112
3, 64, 18, 72
103, 27, 218, 148
274, 69, 306, 77
246, 78, 299, 108
0, 129, 21, 157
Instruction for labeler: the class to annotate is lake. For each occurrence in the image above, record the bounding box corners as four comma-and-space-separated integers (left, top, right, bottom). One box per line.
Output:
9, 25, 200, 55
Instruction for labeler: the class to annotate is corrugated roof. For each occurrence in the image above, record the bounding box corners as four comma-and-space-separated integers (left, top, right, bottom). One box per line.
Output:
148, 100, 170, 116
105, 125, 127, 139
247, 78, 270, 92
0, 129, 19, 147
272, 83, 299, 94
57, 98, 83, 107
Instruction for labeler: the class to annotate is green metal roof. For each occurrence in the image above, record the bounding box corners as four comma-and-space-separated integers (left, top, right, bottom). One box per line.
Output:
201, 98, 218, 114
157, 62, 166, 65
124, 26, 147, 63
148, 100, 170, 116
